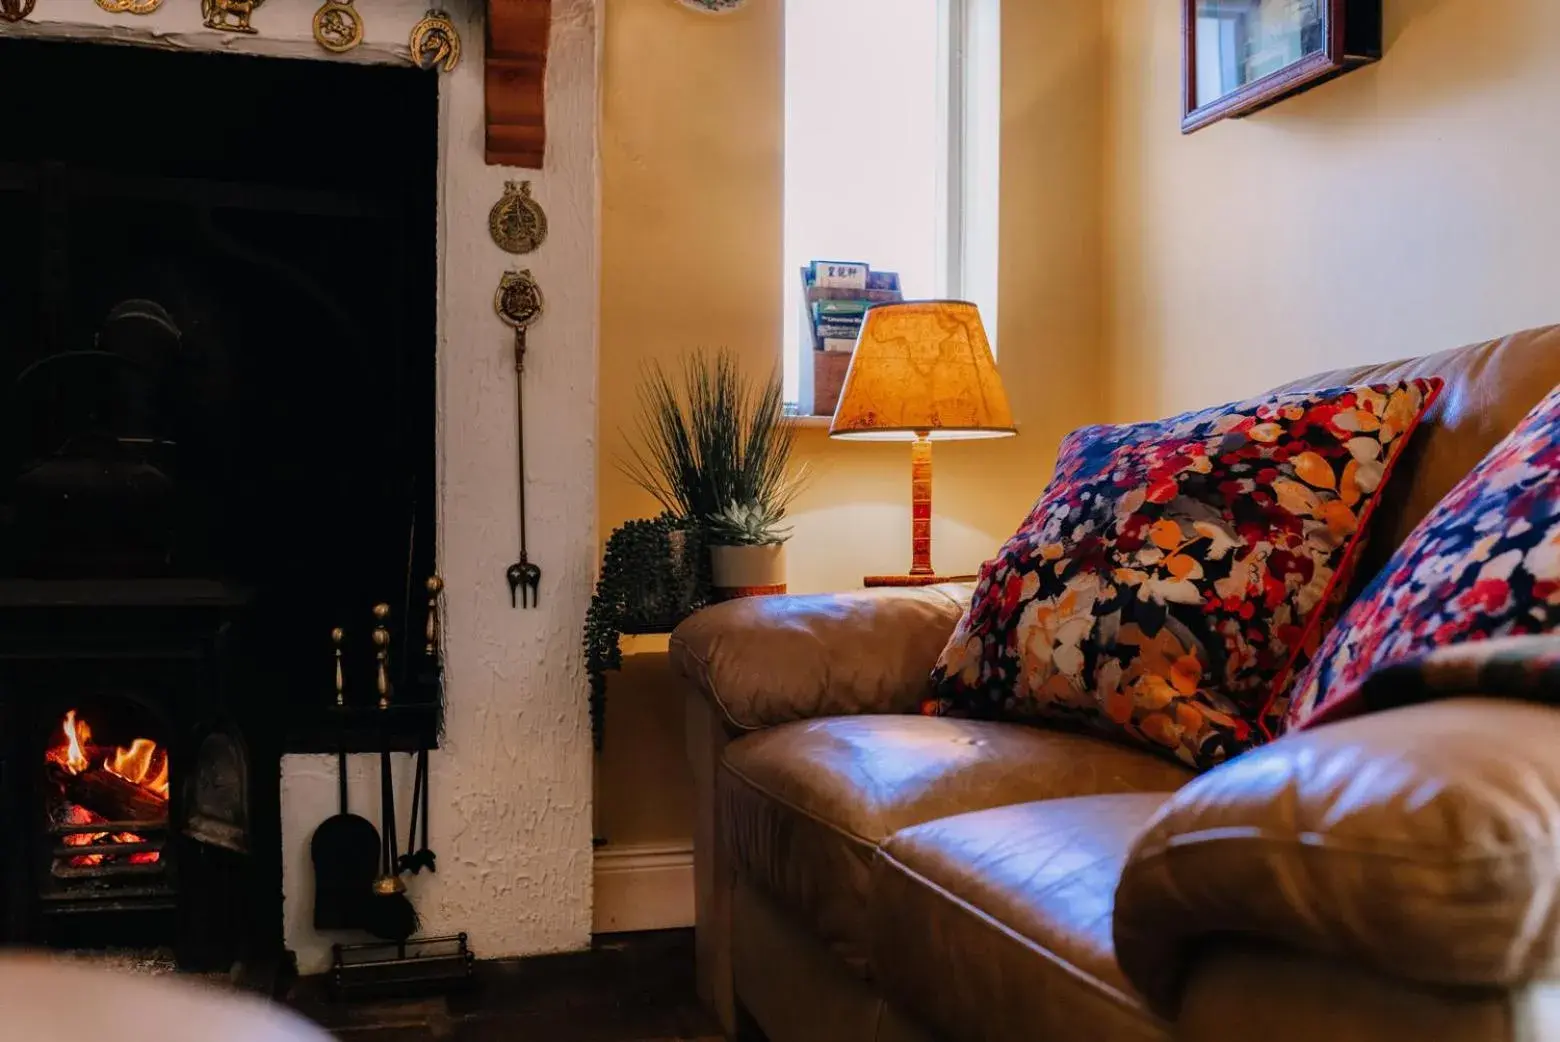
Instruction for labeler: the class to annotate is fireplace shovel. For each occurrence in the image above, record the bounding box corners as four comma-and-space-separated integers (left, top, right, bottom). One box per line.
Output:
311, 627, 382, 931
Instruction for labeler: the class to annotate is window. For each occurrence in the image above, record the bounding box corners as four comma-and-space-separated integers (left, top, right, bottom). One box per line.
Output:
783, 0, 1001, 411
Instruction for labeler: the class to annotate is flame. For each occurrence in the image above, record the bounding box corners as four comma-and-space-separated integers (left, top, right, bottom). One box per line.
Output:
143, 757, 170, 800
105, 738, 168, 799
47, 710, 91, 775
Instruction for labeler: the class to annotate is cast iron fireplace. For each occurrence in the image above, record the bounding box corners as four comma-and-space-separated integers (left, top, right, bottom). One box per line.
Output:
0, 37, 440, 975
0, 584, 262, 967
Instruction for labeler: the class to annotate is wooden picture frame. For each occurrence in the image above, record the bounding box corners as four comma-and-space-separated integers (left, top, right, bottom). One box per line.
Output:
1183, 0, 1381, 134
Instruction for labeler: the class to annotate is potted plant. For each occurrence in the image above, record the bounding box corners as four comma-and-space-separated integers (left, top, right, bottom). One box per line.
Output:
704, 499, 790, 595
583, 514, 709, 749
620, 350, 804, 599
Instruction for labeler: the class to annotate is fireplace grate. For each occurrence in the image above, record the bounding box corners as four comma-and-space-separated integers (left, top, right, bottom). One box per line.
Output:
45, 815, 170, 887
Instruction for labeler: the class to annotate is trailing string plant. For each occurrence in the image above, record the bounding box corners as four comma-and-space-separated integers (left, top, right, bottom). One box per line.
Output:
583, 514, 709, 749
619, 349, 805, 545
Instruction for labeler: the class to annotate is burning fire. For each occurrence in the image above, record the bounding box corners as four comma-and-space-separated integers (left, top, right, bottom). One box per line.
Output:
47, 710, 92, 774
46, 709, 168, 871
47, 709, 169, 800
107, 738, 170, 799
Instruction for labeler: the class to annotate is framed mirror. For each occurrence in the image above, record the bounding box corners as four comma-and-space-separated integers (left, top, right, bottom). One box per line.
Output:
1183, 0, 1381, 133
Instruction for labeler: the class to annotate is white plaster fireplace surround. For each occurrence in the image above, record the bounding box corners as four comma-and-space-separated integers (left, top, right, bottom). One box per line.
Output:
2, 0, 600, 973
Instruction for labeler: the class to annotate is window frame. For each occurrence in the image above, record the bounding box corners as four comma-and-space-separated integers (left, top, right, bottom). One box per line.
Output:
784, 0, 1000, 415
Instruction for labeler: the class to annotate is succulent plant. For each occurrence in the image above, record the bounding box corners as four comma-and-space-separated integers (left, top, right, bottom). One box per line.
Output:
704, 499, 791, 547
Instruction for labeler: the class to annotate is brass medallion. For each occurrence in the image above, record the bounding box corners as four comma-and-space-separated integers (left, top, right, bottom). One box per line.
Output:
0, 0, 36, 22
488, 182, 549, 256
313, 0, 363, 53
495, 270, 545, 333
96, 0, 164, 13
409, 9, 461, 73
201, 0, 264, 34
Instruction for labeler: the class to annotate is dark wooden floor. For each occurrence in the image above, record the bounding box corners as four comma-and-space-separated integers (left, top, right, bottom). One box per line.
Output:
288, 930, 722, 1042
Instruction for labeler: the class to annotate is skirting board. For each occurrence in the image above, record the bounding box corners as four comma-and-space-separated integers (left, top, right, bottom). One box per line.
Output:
593, 842, 694, 935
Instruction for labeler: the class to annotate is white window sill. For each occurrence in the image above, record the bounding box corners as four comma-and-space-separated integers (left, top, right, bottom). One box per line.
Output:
785, 415, 835, 429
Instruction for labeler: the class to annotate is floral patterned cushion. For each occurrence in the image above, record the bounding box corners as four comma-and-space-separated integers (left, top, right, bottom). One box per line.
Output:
1283, 383, 1560, 732
925, 379, 1443, 770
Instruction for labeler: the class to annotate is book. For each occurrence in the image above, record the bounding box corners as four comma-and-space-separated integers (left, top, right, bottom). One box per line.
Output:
811, 261, 869, 289
813, 300, 870, 319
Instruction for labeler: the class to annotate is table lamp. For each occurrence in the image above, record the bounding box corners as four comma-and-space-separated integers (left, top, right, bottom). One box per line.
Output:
829, 300, 1016, 587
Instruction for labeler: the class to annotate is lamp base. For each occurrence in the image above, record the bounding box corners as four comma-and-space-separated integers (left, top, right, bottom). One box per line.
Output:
863, 574, 978, 588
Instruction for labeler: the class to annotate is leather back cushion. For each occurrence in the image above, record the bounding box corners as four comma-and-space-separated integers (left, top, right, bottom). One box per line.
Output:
1270, 324, 1560, 586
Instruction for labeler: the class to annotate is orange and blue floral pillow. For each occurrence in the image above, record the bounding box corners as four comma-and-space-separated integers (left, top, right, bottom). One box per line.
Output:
1282, 383, 1560, 732
925, 379, 1442, 770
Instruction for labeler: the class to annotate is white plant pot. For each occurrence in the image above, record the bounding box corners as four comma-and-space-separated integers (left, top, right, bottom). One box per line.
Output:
710, 543, 787, 599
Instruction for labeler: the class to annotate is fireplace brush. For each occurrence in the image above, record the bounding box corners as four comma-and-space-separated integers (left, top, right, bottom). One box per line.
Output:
364, 604, 419, 942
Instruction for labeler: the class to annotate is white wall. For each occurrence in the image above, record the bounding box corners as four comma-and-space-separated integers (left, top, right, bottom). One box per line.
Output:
3, 0, 601, 973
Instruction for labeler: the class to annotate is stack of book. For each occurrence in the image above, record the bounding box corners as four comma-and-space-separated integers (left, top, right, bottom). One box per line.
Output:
813, 300, 870, 354
798, 261, 903, 416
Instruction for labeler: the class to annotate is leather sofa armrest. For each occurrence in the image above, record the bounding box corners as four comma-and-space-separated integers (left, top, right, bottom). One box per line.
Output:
669, 584, 972, 733
1114, 698, 1560, 1017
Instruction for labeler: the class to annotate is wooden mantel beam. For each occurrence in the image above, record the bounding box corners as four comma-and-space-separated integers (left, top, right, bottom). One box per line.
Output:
486, 0, 551, 169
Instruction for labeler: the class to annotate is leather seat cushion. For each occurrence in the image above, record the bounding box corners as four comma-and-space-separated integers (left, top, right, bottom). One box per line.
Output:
1116, 698, 1560, 1017
870, 795, 1173, 1042
719, 716, 1190, 975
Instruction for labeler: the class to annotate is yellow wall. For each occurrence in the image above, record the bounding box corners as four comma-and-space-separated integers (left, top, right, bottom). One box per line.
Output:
593, 0, 1560, 894
1105, 0, 1560, 420
595, 0, 1110, 851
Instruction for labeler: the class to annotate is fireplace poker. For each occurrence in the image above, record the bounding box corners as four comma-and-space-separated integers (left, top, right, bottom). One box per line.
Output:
400, 577, 440, 876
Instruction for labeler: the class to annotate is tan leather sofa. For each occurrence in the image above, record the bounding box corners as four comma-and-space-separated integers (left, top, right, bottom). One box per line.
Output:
671, 326, 1560, 1042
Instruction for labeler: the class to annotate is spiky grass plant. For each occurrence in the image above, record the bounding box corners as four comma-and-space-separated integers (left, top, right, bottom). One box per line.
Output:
620, 350, 804, 545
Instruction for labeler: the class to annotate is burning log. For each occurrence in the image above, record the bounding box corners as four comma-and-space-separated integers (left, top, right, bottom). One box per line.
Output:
61, 766, 168, 826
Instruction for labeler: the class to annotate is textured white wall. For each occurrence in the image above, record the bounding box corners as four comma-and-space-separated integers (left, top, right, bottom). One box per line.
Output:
2, 0, 600, 973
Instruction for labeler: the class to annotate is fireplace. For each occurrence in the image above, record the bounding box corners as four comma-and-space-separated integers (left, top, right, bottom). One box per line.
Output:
0, 583, 268, 967
0, 36, 441, 974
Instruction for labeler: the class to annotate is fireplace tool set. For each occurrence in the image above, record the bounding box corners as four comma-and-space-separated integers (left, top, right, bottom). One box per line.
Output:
311, 580, 474, 998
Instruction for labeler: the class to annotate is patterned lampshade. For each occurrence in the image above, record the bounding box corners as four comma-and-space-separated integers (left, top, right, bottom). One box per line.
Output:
829, 300, 1016, 441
